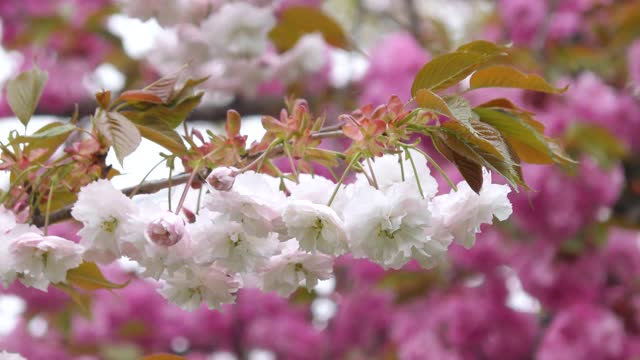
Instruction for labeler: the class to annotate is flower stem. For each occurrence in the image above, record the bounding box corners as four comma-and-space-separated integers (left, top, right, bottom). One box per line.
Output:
175, 161, 201, 214
327, 153, 360, 207
129, 157, 167, 198
167, 166, 174, 211
406, 144, 458, 191
43, 178, 57, 235
403, 146, 425, 199
366, 156, 379, 189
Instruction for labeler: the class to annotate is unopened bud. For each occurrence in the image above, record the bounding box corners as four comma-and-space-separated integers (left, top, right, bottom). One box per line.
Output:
145, 212, 186, 247
206, 167, 238, 192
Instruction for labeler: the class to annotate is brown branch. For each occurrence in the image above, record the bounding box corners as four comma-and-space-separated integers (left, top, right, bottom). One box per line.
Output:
34, 96, 286, 122
32, 172, 195, 227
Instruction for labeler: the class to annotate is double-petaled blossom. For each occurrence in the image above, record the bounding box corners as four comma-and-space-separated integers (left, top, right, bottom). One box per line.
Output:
158, 264, 241, 311
259, 240, 334, 297
200, 2, 275, 58
0, 207, 48, 288
119, 196, 194, 280
283, 200, 348, 256
71, 179, 136, 263
343, 181, 441, 269
431, 169, 512, 249
356, 149, 439, 196
191, 209, 280, 273
9, 232, 84, 291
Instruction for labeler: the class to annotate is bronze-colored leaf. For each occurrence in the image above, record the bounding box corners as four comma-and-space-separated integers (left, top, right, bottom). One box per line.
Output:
66, 261, 130, 291
94, 110, 142, 166
432, 136, 483, 192
474, 107, 554, 164
269, 6, 349, 52
411, 41, 507, 96
415, 89, 456, 120
469, 65, 568, 93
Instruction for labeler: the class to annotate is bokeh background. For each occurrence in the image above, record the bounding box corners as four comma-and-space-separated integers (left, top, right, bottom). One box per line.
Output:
1, 0, 640, 359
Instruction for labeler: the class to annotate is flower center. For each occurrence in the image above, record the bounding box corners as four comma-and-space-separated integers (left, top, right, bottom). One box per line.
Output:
101, 217, 119, 233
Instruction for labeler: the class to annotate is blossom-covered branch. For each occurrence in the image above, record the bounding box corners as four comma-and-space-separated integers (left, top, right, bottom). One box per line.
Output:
0, 38, 571, 315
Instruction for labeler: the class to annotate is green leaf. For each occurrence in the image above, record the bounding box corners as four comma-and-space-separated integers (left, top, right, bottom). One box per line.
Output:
412, 52, 497, 96
22, 122, 75, 164
54, 283, 91, 316
6, 67, 48, 126
378, 269, 442, 303
94, 110, 142, 166
171, 76, 209, 103
477, 98, 546, 133
269, 6, 349, 52
122, 92, 203, 130
439, 120, 525, 189
40, 188, 77, 213
445, 96, 477, 127
135, 123, 186, 153
566, 123, 627, 167
15, 123, 76, 142
469, 65, 568, 93
548, 140, 577, 166
66, 261, 130, 290
474, 107, 554, 164
456, 40, 508, 56
142, 72, 180, 103
415, 89, 457, 119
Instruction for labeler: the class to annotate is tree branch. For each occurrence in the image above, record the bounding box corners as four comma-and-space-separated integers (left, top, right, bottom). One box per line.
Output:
34, 96, 287, 122
32, 172, 195, 227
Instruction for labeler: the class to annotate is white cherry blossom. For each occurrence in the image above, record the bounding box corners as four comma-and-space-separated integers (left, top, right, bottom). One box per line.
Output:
289, 174, 339, 205
158, 264, 241, 311
10, 232, 84, 291
342, 181, 439, 269
356, 148, 438, 197
275, 33, 328, 83
191, 210, 280, 273
431, 169, 512, 248
283, 200, 348, 255
0, 205, 16, 234
200, 2, 275, 58
260, 240, 334, 296
71, 179, 137, 263
119, 200, 193, 280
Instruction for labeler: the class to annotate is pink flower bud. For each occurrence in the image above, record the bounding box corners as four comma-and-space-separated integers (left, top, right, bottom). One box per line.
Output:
206, 167, 238, 192
145, 212, 186, 246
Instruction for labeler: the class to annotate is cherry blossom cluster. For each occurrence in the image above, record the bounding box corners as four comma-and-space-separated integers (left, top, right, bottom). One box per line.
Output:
40, 147, 509, 311
117, 0, 328, 103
